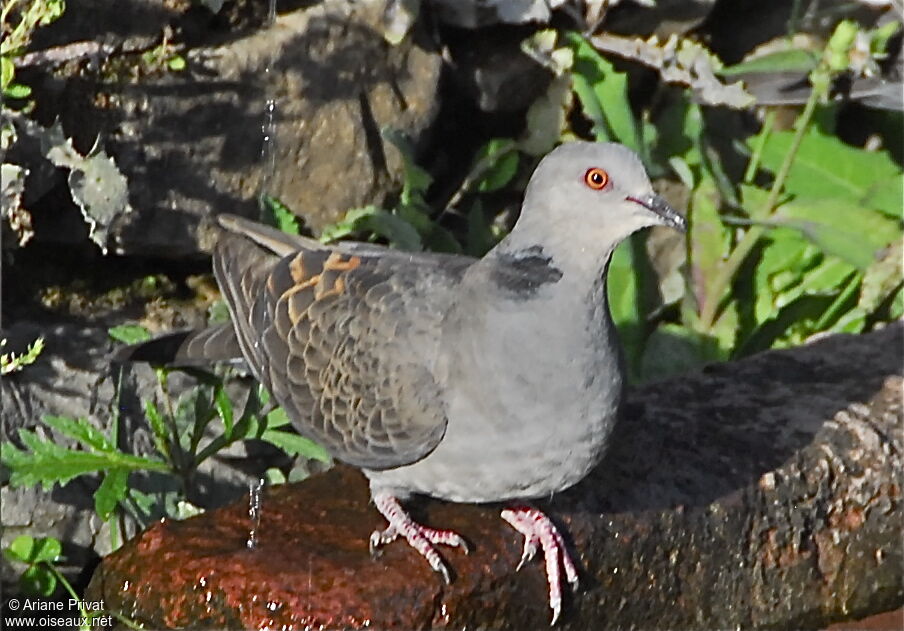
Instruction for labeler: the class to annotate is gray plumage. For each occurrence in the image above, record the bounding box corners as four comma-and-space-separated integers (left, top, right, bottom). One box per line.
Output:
119, 141, 686, 499
115, 141, 686, 621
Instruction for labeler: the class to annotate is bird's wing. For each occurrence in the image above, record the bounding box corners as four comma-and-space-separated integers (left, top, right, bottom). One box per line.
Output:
216, 214, 474, 470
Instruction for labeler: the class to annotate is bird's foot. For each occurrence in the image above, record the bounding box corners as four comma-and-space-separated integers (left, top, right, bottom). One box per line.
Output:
370, 492, 469, 584
501, 506, 579, 625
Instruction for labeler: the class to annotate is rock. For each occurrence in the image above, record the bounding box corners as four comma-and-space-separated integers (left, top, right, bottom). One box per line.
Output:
0, 320, 283, 594
19, 0, 442, 257
85, 323, 903, 629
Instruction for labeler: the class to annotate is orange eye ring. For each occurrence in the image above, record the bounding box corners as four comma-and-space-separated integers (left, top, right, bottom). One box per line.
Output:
584, 167, 609, 190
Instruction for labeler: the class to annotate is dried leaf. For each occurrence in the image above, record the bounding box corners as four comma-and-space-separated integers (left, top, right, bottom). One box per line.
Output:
590, 33, 755, 108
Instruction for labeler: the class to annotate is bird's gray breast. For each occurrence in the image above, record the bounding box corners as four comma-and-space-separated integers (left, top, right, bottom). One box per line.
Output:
365, 268, 623, 502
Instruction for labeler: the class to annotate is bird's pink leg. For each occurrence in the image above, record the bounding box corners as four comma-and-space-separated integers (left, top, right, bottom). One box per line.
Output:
370, 492, 469, 584
501, 506, 579, 625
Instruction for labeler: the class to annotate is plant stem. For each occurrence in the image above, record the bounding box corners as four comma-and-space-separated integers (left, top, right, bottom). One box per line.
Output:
700, 84, 821, 329
45, 562, 91, 625
743, 109, 776, 185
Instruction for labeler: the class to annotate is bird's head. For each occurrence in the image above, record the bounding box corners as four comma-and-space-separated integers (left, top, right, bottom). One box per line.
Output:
517, 141, 686, 251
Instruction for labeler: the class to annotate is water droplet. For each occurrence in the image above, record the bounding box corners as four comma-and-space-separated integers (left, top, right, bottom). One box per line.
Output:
247, 477, 265, 549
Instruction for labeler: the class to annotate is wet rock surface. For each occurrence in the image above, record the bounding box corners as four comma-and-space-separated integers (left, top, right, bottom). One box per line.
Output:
86, 323, 903, 629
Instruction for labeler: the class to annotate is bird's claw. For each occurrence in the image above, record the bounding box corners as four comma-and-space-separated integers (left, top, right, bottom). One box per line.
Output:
371, 492, 467, 585
501, 506, 580, 625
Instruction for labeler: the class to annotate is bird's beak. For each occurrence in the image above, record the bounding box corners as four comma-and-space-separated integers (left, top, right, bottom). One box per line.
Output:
627, 194, 687, 232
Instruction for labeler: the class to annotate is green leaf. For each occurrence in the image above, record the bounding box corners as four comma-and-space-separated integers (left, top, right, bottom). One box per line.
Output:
143, 400, 170, 456
3, 82, 31, 99
108, 324, 152, 345
21, 565, 57, 597
94, 468, 129, 521
639, 324, 709, 382
5, 535, 36, 563
567, 32, 640, 153
607, 240, 643, 380
858, 240, 903, 316
322, 205, 423, 251
654, 99, 703, 168
754, 129, 903, 210
259, 429, 331, 462
1, 56, 13, 91
751, 229, 816, 324
382, 128, 432, 204
2, 429, 168, 490
262, 195, 301, 235
214, 386, 234, 436
718, 49, 819, 76
773, 198, 901, 270
688, 176, 728, 319
466, 200, 496, 257
862, 176, 904, 218
263, 405, 290, 429
167, 55, 186, 71
41, 415, 113, 452
5, 535, 61, 564
475, 140, 519, 192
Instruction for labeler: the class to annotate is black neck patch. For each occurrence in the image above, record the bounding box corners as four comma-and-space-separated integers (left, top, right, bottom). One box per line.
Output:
491, 246, 564, 298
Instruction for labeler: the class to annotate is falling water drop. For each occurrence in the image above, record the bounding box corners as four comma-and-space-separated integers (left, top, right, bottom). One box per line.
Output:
258, 0, 279, 209
247, 477, 265, 549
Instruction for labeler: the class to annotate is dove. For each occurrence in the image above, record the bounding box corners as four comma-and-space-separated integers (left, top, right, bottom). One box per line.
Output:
116, 141, 686, 624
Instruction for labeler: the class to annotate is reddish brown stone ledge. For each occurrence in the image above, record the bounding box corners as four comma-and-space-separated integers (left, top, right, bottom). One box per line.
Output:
87, 324, 903, 629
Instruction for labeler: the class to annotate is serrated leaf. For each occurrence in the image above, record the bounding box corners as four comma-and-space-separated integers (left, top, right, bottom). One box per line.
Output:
143, 399, 169, 456
259, 429, 331, 462
41, 415, 113, 452
108, 324, 152, 345
94, 468, 129, 521
2, 429, 168, 490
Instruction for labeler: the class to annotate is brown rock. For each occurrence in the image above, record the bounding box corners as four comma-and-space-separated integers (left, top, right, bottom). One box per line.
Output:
86, 324, 903, 629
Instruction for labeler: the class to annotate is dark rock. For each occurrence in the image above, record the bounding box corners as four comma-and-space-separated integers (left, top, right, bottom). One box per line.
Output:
23, 0, 442, 257
86, 324, 903, 629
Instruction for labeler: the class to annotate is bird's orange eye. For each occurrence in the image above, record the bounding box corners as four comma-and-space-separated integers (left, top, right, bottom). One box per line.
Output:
584, 167, 609, 190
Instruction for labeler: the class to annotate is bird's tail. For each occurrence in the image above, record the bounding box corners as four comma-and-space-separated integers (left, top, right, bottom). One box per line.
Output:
111, 323, 243, 366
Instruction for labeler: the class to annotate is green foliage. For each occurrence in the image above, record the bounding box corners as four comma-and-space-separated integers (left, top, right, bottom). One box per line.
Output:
560, 26, 901, 379
1, 336, 44, 374
3, 535, 113, 628
3, 535, 62, 596
1, 323, 332, 542
261, 195, 301, 235
1, 0, 65, 100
